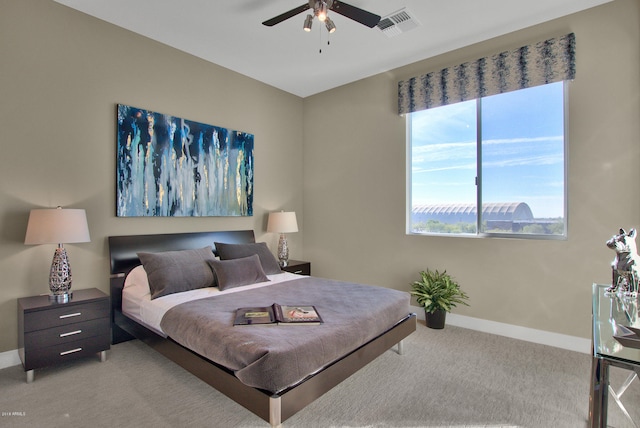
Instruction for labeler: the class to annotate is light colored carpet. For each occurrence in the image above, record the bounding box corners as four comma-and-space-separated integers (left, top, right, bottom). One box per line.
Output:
1, 323, 638, 428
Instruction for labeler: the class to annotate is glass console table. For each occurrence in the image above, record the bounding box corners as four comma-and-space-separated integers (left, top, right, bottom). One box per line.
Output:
590, 283, 640, 428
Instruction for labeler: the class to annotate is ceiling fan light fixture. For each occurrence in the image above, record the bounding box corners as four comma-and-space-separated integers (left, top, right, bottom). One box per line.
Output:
325, 17, 336, 33
303, 14, 313, 32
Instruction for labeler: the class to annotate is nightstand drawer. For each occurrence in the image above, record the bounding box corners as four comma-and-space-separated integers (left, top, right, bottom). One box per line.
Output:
23, 317, 109, 349
22, 334, 111, 371
23, 300, 109, 332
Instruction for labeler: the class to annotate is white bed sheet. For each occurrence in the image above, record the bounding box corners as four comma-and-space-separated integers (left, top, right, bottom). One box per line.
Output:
122, 265, 304, 335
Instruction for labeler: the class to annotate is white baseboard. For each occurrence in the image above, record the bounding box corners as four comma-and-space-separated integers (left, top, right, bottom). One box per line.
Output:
0, 311, 591, 370
412, 305, 591, 354
0, 349, 21, 370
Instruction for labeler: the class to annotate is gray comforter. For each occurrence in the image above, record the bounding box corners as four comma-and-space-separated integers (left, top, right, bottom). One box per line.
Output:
160, 277, 411, 393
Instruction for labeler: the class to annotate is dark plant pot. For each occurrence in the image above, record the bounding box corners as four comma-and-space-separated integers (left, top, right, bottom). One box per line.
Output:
425, 309, 446, 329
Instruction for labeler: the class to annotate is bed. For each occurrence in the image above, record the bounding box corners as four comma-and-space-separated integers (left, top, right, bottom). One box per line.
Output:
109, 230, 416, 427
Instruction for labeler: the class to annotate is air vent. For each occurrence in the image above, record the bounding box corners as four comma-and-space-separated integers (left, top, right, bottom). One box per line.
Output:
376, 8, 419, 38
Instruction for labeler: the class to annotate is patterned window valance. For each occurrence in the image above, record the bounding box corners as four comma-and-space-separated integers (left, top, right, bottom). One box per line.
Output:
398, 33, 575, 115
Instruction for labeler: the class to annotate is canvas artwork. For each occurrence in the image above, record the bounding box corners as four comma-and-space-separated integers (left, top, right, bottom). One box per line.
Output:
116, 104, 254, 217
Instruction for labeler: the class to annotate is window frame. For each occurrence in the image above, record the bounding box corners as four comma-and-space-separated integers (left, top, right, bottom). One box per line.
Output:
406, 82, 569, 240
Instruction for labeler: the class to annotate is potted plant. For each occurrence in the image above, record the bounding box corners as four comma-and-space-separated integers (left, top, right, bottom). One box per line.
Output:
410, 268, 469, 329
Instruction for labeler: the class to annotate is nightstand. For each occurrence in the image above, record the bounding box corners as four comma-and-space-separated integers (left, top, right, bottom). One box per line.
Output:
281, 260, 311, 276
18, 288, 110, 383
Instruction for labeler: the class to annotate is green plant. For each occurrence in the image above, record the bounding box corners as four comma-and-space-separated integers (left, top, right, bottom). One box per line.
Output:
410, 269, 469, 313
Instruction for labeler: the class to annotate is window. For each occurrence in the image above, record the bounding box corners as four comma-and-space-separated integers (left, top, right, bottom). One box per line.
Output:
408, 81, 567, 238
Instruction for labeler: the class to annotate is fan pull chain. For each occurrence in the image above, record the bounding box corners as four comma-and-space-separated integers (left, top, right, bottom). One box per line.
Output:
319, 29, 331, 54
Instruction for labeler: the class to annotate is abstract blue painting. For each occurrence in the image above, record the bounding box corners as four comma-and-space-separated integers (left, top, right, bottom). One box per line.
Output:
116, 104, 253, 217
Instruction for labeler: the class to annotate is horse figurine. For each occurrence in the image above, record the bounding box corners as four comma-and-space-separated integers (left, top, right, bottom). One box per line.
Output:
606, 228, 640, 298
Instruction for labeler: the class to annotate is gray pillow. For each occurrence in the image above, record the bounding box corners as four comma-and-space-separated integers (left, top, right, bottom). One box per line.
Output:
138, 246, 216, 299
207, 254, 270, 291
214, 242, 282, 275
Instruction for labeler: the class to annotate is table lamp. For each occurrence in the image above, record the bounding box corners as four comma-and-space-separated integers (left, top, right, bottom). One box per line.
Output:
24, 207, 91, 303
267, 211, 298, 267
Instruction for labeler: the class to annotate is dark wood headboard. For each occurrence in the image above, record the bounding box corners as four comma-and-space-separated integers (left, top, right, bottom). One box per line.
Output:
108, 229, 256, 275
108, 229, 255, 343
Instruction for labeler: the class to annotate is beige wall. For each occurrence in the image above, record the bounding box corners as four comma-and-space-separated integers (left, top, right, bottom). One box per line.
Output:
1, 0, 638, 353
303, 0, 640, 339
0, 0, 304, 352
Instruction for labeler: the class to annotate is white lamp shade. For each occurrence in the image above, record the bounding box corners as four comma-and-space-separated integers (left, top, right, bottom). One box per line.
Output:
25, 208, 91, 245
267, 211, 298, 234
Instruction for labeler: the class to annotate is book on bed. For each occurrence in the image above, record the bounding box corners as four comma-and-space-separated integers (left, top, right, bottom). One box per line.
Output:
234, 303, 323, 326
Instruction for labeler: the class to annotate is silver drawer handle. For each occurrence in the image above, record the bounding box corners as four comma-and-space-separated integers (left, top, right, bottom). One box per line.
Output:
293, 270, 303, 274
60, 348, 82, 356
59, 330, 82, 338
59, 312, 81, 319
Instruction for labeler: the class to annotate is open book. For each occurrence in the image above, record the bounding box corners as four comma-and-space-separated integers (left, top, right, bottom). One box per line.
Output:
234, 303, 323, 326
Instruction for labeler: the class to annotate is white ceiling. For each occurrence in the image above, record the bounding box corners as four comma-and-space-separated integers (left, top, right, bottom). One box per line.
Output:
53, 0, 610, 98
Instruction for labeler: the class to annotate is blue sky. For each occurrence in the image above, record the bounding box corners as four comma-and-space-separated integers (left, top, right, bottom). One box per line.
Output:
410, 82, 565, 219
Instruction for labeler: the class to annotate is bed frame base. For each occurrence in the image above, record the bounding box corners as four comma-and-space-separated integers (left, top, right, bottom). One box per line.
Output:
114, 306, 415, 426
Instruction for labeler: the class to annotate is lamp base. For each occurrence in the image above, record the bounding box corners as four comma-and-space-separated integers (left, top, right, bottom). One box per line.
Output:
277, 233, 289, 268
49, 291, 72, 303
49, 246, 73, 302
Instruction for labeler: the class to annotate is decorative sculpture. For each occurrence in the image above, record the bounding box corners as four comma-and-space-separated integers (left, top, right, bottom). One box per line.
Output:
606, 228, 640, 297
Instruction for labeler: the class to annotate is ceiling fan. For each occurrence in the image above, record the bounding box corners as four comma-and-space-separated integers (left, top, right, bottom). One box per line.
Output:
262, 0, 381, 33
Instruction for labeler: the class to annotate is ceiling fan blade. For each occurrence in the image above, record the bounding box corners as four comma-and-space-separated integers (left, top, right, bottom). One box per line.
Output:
331, 1, 381, 28
262, 4, 311, 26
